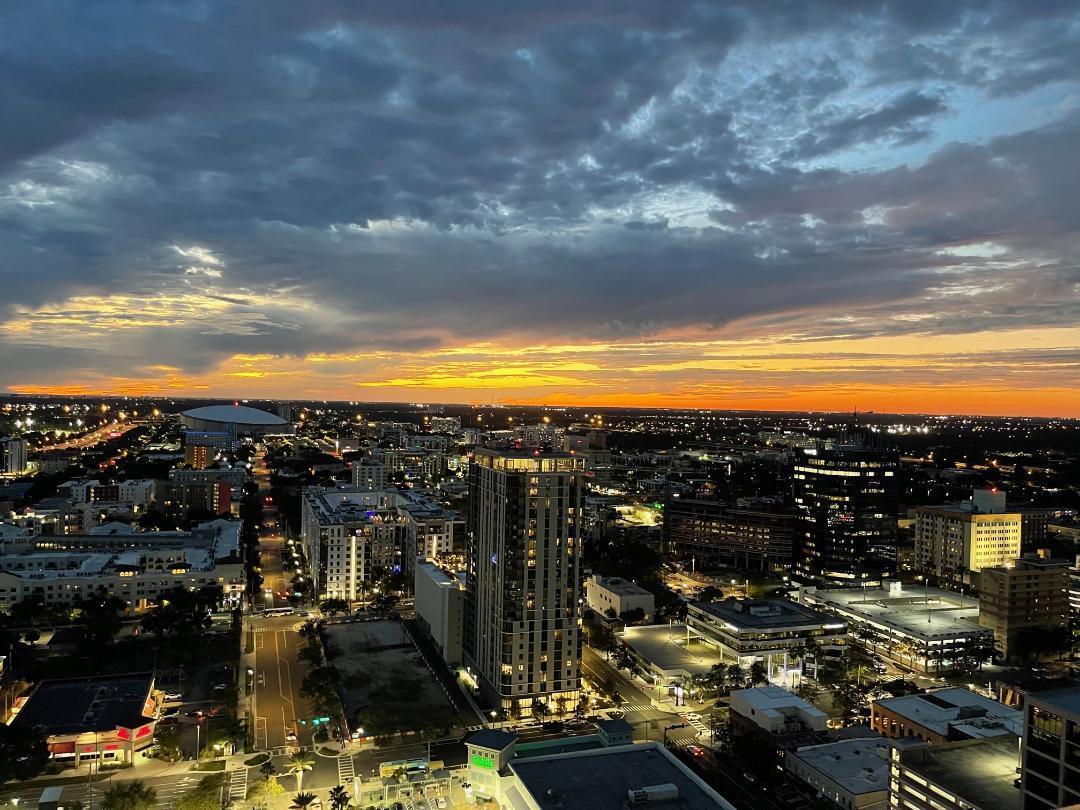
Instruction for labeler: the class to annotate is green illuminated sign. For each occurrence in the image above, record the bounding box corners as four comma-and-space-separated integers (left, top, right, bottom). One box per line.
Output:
471, 753, 494, 770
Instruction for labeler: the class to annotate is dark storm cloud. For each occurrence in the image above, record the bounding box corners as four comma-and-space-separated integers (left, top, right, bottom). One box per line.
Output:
1, 0, 1079, 385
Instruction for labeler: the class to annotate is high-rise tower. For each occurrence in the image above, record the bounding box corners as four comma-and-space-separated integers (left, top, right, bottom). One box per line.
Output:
465, 448, 586, 717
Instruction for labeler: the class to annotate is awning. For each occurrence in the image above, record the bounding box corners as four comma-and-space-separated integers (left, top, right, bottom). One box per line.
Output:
48, 742, 76, 755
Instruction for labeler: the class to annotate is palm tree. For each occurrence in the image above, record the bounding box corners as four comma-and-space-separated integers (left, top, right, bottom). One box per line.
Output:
727, 663, 747, 689
290, 792, 318, 810
328, 784, 350, 810
288, 749, 316, 792
259, 759, 276, 780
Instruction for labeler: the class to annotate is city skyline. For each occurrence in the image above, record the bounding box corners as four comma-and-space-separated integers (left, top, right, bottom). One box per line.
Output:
3, 2, 1080, 416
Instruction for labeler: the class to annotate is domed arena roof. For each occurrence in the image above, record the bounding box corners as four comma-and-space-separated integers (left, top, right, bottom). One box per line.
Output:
179, 404, 290, 434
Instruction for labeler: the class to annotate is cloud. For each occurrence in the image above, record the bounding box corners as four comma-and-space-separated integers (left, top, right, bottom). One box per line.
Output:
0, 1, 1078, 413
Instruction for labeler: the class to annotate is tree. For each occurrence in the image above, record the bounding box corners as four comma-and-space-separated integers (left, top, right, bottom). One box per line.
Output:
749, 660, 768, 686
288, 749, 315, 792
329, 784, 351, 810
727, 663, 747, 689
532, 699, 549, 720
553, 695, 569, 718
259, 759, 277, 780
22, 628, 40, 646
102, 780, 157, 810
248, 775, 284, 808
320, 598, 349, 617
0, 724, 49, 781
291, 792, 319, 810
707, 663, 729, 695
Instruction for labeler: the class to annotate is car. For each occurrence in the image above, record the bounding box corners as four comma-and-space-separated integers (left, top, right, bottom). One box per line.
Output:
163, 691, 183, 701
743, 772, 758, 784
606, 710, 624, 720
685, 712, 702, 721
436, 800, 447, 809
160, 708, 180, 719
689, 745, 704, 757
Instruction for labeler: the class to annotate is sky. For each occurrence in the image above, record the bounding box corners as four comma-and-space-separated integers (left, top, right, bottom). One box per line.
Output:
2, 1, 1079, 417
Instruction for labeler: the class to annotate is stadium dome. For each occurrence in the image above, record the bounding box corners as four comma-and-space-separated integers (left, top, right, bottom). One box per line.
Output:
179, 404, 291, 435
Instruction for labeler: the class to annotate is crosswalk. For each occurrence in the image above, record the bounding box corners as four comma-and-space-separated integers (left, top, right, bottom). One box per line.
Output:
337, 753, 356, 785
150, 774, 206, 808
683, 715, 708, 734
667, 737, 699, 750
228, 768, 248, 803
620, 702, 653, 713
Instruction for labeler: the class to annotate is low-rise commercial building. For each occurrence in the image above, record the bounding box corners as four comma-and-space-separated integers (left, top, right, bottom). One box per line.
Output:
414, 561, 465, 665
890, 735, 1021, 810
799, 582, 993, 674
462, 730, 736, 809
871, 688, 1021, 744
785, 738, 895, 810
8, 673, 161, 765
585, 574, 655, 622
978, 554, 1070, 662
1020, 687, 1080, 810
730, 686, 828, 737
687, 597, 847, 680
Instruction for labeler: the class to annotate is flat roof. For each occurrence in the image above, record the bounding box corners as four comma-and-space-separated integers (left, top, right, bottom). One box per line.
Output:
621, 624, 722, 677
466, 728, 518, 751
11, 673, 155, 735
589, 575, 653, 597
508, 743, 734, 810
691, 597, 839, 631
901, 736, 1020, 810
802, 585, 987, 642
181, 405, 287, 426
731, 686, 828, 720
1029, 686, 1080, 717
790, 738, 892, 796
875, 688, 1021, 738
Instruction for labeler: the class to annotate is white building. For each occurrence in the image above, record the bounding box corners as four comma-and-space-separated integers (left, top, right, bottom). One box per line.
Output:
915, 489, 1022, 582
0, 437, 28, 475
300, 486, 462, 602
799, 582, 994, 675
0, 519, 243, 612
414, 561, 465, 665
785, 738, 894, 810
585, 574, 655, 621
729, 686, 828, 736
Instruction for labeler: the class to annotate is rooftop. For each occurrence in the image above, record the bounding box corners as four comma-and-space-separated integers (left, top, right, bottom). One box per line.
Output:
1028, 686, 1080, 717
621, 624, 722, 678
466, 728, 518, 751
691, 597, 840, 631
875, 688, 1021, 739
507, 742, 734, 810
731, 686, 829, 723
10, 673, 155, 735
900, 736, 1020, 810
181, 404, 287, 426
589, 575, 653, 597
790, 738, 893, 796
802, 583, 988, 642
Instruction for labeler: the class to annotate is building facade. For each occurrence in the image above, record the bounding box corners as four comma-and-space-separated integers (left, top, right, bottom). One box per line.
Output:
978, 554, 1070, 661
792, 443, 900, 583
915, 490, 1022, 583
663, 498, 794, 572
0, 437, 29, 475
465, 448, 586, 717
414, 561, 465, 665
585, 574, 655, 622
1020, 687, 1080, 810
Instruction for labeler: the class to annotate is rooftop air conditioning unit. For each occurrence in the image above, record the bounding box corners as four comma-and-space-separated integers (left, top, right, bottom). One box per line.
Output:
627, 784, 679, 804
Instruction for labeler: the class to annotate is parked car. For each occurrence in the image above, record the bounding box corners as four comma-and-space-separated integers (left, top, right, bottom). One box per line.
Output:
163, 691, 183, 701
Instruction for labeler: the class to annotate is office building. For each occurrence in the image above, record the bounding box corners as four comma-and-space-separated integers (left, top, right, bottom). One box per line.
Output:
0, 436, 28, 475
414, 561, 465, 665
792, 442, 900, 582
871, 688, 1021, 744
800, 582, 993, 674
979, 554, 1070, 661
585, 574, 655, 622
890, 735, 1022, 810
663, 498, 794, 571
351, 458, 388, 490
1020, 687, 1080, 809
915, 489, 1022, 583
465, 448, 586, 717
686, 597, 847, 680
